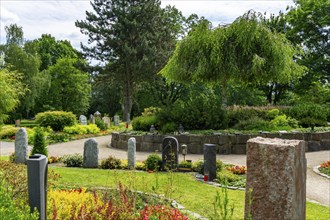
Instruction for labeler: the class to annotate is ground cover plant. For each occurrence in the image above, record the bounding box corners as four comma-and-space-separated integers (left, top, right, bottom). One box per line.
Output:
50, 166, 330, 219
318, 161, 330, 176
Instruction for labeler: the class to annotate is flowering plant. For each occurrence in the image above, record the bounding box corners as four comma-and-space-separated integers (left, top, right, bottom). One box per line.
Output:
226, 165, 246, 175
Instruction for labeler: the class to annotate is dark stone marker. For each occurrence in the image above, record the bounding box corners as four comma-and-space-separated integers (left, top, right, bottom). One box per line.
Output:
203, 144, 217, 181
162, 136, 179, 170
245, 137, 306, 220
27, 154, 48, 220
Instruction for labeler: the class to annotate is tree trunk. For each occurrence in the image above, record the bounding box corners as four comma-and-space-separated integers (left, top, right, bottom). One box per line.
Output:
123, 81, 133, 122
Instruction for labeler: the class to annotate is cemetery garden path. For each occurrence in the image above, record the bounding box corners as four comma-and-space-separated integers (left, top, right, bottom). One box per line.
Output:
0, 135, 329, 207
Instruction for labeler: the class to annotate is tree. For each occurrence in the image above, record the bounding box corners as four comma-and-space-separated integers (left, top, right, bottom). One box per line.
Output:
286, 0, 330, 82
160, 11, 305, 104
5, 24, 24, 46
76, 0, 185, 121
0, 69, 26, 123
34, 34, 80, 71
46, 58, 91, 115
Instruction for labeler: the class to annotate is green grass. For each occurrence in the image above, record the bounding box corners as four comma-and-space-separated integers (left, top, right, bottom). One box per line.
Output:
0, 156, 9, 161
50, 167, 330, 219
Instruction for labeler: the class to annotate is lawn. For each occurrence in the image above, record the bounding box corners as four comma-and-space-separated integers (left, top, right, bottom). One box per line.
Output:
50, 166, 330, 219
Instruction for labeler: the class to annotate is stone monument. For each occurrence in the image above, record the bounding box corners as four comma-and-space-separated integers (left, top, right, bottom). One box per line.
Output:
15, 128, 28, 164
162, 136, 179, 170
127, 137, 136, 169
79, 115, 87, 125
83, 138, 99, 168
245, 137, 306, 220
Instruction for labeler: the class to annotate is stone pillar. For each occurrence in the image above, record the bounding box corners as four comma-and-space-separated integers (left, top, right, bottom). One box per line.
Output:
83, 139, 99, 168
245, 137, 306, 220
127, 137, 136, 169
203, 144, 216, 181
114, 115, 120, 126
15, 128, 28, 164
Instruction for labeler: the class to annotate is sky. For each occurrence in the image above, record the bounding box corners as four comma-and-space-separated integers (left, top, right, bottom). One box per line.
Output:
0, 0, 295, 50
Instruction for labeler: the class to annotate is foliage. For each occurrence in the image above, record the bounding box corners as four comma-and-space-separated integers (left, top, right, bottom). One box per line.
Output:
266, 108, 280, 119
160, 11, 305, 104
46, 58, 91, 115
141, 107, 162, 117
100, 156, 121, 169
192, 160, 204, 174
286, 103, 328, 129
0, 183, 39, 220
0, 125, 19, 139
226, 166, 246, 175
136, 161, 146, 171
132, 115, 158, 132
178, 160, 192, 169
95, 117, 107, 130
76, 0, 188, 122
48, 156, 62, 164
217, 169, 240, 184
160, 122, 177, 134
62, 154, 83, 167
63, 124, 100, 135
145, 154, 162, 171
212, 187, 235, 220
233, 117, 272, 131
47, 183, 187, 220
48, 132, 72, 144
35, 111, 76, 131
319, 161, 330, 176
31, 126, 48, 156
270, 115, 299, 129
0, 69, 26, 124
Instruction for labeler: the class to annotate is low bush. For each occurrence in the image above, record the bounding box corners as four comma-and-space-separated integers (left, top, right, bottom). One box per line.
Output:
160, 122, 177, 134
319, 161, 330, 176
266, 108, 280, 119
31, 127, 48, 157
48, 156, 61, 164
0, 184, 39, 220
286, 103, 328, 129
270, 115, 299, 129
35, 111, 76, 131
48, 132, 71, 144
63, 124, 100, 135
132, 115, 158, 131
95, 117, 108, 130
178, 160, 192, 169
233, 116, 273, 131
217, 169, 240, 183
62, 154, 83, 167
0, 125, 19, 139
192, 160, 204, 174
136, 161, 146, 170
145, 154, 162, 171
226, 165, 246, 175
100, 156, 121, 169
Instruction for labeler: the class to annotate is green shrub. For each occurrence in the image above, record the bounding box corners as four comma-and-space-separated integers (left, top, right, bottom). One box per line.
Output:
95, 117, 107, 130
141, 107, 161, 117
48, 133, 71, 144
100, 156, 121, 169
270, 115, 299, 129
63, 124, 100, 135
0, 126, 19, 139
160, 122, 177, 134
132, 115, 158, 131
35, 111, 77, 131
192, 160, 204, 174
0, 184, 39, 220
217, 169, 240, 184
31, 127, 48, 157
178, 160, 192, 168
145, 154, 162, 171
266, 108, 280, 119
287, 103, 328, 129
233, 116, 273, 131
62, 154, 83, 167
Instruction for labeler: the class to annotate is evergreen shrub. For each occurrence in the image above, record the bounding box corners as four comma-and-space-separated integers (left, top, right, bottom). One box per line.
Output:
31, 127, 48, 157
132, 115, 158, 131
35, 111, 76, 131
145, 154, 162, 171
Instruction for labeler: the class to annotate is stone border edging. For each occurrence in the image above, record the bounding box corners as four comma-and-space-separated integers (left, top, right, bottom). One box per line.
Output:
195, 174, 245, 191
313, 166, 330, 179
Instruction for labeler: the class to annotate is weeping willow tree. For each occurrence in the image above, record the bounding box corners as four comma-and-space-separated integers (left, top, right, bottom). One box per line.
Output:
160, 11, 305, 104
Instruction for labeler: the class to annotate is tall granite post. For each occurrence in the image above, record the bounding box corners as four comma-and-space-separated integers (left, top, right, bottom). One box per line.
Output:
83, 139, 99, 168
203, 144, 216, 181
245, 137, 306, 220
127, 137, 136, 169
15, 128, 28, 164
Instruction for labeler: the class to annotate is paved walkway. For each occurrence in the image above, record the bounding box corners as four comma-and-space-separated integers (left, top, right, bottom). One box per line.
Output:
1, 135, 329, 207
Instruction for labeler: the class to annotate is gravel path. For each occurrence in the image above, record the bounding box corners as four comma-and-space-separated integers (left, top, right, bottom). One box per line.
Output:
1, 135, 329, 207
